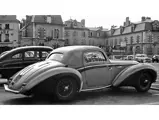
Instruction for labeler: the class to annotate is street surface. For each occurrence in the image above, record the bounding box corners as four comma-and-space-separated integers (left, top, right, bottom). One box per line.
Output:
0, 63, 159, 105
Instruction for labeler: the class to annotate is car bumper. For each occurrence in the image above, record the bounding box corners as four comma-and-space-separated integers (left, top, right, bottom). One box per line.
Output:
4, 84, 20, 94
0, 79, 8, 84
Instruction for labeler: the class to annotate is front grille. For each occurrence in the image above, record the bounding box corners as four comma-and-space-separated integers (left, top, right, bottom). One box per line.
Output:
13, 74, 22, 82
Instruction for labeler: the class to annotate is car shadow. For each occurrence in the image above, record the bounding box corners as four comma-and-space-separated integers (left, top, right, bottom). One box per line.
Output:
2, 87, 153, 105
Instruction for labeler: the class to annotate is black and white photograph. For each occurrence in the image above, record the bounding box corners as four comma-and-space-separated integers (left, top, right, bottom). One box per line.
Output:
1, 0, 159, 120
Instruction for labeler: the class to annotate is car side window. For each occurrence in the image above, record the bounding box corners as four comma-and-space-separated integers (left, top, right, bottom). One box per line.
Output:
36, 51, 40, 58
42, 51, 49, 58
84, 51, 106, 63
24, 51, 35, 58
12, 53, 22, 59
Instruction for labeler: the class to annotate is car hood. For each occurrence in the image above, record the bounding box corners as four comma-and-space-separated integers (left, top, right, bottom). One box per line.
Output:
109, 59, 139, 65
9, 60, 65, 90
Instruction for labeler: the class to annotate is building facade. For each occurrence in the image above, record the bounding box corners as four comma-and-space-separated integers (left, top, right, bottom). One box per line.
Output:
64, 19, 106, 47
106, 17, 159, 56
88, 27, 107, 47
64, 19, 89, 45
0, 15, 20, 53
20, 15, 65, 48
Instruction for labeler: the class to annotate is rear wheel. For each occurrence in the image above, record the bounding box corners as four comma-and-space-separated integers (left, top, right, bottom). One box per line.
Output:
54, 77, 78, 101
135, 73, 152, 92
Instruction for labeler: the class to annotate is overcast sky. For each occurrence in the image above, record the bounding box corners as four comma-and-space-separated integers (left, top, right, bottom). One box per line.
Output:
2, 0, 159, 29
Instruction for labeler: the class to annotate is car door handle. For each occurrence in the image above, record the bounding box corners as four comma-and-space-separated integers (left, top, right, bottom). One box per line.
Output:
108, 66, 112, 70
117, 66, 123, 68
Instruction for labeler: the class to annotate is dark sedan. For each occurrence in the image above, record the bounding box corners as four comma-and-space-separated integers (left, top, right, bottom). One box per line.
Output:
152, 55, 159, 63
0, 46, 53, 80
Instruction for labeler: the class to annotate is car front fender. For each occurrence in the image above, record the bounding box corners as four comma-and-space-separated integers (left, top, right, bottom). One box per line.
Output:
22, 67, 83, 93
112, 63, 157, 87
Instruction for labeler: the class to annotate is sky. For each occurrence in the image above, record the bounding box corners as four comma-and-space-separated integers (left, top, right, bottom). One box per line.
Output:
1, 0, 159, 29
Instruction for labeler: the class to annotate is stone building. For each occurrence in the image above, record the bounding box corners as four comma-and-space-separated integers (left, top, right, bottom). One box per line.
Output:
88, 27, 107, 47
0, 15, 20, 53
106, 17, 159, 56
64, 19, 107, 47
20, 15, 65, 48
64, 19, 89, 45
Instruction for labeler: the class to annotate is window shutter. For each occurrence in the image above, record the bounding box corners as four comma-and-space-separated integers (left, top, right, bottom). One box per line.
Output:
10, 23, 13, 29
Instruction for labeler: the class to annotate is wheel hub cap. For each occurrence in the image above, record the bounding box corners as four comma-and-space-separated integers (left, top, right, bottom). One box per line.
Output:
64, 86, 69, 91
57, 80, 73, 97
144, 80, 148, 83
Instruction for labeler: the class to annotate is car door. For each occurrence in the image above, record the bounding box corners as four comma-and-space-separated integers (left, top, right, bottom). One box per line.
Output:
83, 50, 112, 88
1, 52, 24, 78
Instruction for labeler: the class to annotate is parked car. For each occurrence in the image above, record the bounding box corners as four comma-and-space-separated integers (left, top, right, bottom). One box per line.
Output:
125, 55, 135, 60
152, 55, 159, 63
0, 46, 53, 79
4, 46, 157, 101
135, 54, 152, 63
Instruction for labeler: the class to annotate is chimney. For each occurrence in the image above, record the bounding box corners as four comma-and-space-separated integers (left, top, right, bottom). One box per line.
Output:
124, 17, 130, 26
81, 19, 85, 27
26, 15, 32, 23
146, 17, 151, 20
141, 16, 146, 21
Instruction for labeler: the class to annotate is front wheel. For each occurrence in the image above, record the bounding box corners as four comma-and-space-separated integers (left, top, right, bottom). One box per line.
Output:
54, 77, 78, 101
135, 73, 152, 92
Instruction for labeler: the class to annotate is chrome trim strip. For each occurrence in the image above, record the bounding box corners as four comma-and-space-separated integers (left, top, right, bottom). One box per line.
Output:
80, 85, 112, 92
77, 63, 134, 72
4, 84, 20, 94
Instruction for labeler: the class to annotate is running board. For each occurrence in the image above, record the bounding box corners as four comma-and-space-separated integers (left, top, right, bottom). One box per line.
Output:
80, 85, 112, 92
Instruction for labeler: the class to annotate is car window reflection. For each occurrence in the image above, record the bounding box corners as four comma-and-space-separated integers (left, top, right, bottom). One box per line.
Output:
84, 51, 106, 63
12, 53, 22, 59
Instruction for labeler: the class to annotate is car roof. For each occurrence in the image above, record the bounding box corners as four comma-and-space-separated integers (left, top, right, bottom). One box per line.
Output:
0, 46, 53, 60
52, 45, 102, 53
49, 46, 105, 68
10, 46, 53, 52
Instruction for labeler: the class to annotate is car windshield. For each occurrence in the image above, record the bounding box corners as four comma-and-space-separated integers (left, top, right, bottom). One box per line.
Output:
47, 53, 64, 61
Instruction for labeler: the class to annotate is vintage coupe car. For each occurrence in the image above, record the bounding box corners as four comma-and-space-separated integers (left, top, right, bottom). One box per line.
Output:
4, 46, 157, 101
0, 46, 53, 80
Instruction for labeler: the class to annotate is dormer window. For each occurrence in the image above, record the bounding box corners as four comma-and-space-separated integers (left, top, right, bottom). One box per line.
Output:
152, 20, 159, 30
5, 24, 9, 29
46, 16, 51, 23
97, 32, 100, 37
131, 24, 136, 32
120, 26, 124, 34
91, 32, 93, 37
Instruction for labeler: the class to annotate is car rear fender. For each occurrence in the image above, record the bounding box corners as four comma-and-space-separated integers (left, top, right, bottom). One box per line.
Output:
23, 67, 83, 92
112, 63, 157, 87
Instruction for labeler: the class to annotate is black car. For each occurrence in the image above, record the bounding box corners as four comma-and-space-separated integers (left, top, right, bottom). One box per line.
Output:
0, 46, 53, 79
152, 55, 159, 63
